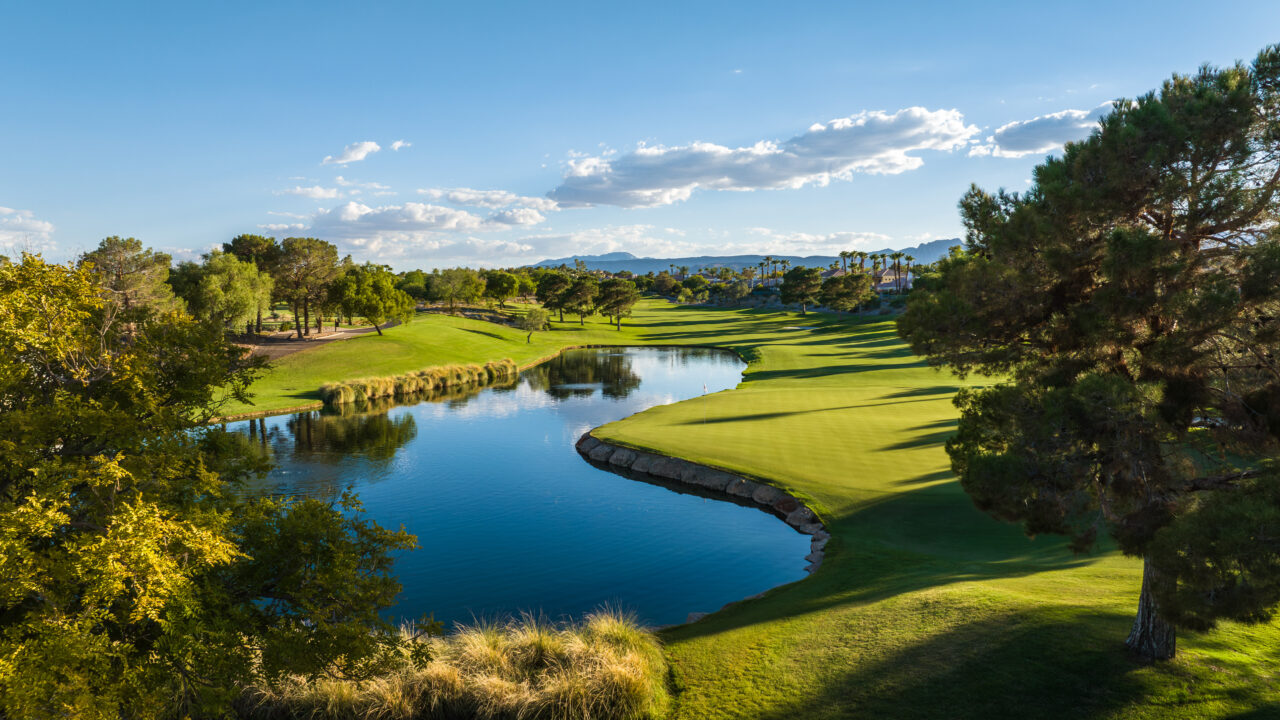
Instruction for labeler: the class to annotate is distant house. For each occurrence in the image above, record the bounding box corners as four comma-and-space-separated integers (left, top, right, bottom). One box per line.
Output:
819, 267, 912, 292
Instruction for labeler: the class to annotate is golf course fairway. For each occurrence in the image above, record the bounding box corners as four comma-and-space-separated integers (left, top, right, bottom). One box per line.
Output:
229, 300, 1280, 719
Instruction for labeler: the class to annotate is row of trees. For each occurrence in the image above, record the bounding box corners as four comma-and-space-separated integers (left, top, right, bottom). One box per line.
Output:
76, 235, 415, 339
535, 271, 641, 328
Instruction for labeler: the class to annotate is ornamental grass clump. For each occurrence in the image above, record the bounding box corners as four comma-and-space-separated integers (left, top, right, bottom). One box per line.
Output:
319, 359, 518, 406
236, 609, 669, 720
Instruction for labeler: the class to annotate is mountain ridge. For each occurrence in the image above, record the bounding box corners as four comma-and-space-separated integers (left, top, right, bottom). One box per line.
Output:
529, 238, 959, 274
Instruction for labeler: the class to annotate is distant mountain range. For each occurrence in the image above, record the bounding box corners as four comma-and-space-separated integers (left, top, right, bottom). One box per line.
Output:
529, 238, 960, 274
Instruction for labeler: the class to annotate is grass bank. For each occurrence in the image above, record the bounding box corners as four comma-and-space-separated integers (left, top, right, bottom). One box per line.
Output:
231, 299, 1280, 718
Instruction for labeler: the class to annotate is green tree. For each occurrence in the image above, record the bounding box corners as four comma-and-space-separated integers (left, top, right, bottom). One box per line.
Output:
536, 270, 572, 322
780, 266, 822, 314
0, 255, 419, 718
223, 234, 281, 332
563, 275, 599, 325
819, 272, 875, 312
275, 237, 340, 339
433, 267, 484, 311
717, 279, 750, 305
177, 250, 274, 331
683, 274, 709, 294
396, 269, 430, 302
79, 236, 180, 320
515, 307, 550, 343
484, 270, 519, 308
332, 263, 415, 335
652, 272, 677, 296
596, 278, 640, 330
898, 46, 1280, 660
516, 274, 537, 300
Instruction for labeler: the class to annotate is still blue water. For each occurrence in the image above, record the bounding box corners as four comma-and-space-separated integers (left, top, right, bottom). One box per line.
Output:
230, 347, 809, 627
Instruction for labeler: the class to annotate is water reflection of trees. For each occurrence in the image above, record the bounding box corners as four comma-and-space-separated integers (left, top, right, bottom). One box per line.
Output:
521, 350, 643, 399
285, 410, 418, 462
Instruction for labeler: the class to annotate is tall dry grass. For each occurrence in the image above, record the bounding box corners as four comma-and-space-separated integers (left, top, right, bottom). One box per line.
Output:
320, 359, 519, 406
235, 609, 669, 720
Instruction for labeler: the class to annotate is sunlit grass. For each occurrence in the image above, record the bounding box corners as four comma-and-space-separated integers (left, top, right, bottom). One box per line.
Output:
231, 299, 1280, 718
237, 609, 668, 720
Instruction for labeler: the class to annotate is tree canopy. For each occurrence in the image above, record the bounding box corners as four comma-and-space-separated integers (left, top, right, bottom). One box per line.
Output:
597, 278, 640, 329
484, 270, 519, 308
275, 237, 340, 338
331, 263, 415, 335
780, 266, 822, 314
79, 236, 180, 320
562, 275, 600, 325
536, 271, 572, 322
820, 272, 875, 312
0, 255, 418, 717
174, 250, 274, 330
897, 45, 1280, 660
433, 267, 484, 310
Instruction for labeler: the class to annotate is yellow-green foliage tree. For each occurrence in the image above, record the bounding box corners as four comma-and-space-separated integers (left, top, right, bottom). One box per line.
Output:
0, 255, 418, 718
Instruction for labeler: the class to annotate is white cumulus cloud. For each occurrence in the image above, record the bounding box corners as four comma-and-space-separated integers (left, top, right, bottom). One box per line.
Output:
0, 206, 55, 252
418, 187, 559, 212
970, 103, 1111, 158
548, 107, 980, 208
390, 140, 411, 151
322, 140, 382, 165
277, 185, 342, 199
310, 201, 487, 238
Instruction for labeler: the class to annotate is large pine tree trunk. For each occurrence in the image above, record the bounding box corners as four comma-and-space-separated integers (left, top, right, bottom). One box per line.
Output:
1125, 557, 1176, 660
303, 298, 311, 336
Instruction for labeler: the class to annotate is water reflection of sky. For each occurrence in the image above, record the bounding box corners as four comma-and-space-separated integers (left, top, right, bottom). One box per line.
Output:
228, 347, 809, 627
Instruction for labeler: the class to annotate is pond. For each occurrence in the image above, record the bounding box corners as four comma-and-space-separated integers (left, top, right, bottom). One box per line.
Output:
229, 347, 810, 627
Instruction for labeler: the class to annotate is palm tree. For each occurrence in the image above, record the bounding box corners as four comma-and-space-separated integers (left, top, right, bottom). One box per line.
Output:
678, 265, 689, 279
889, 252, 904, 293
762, 256, 774, 287
856, 251, 868, 273
903, 254, 914, 291
742, 266, 756, 288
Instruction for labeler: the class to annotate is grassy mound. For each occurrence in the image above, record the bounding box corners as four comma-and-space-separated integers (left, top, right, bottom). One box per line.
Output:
319, 359, 518, 406
236, 610, 669, 720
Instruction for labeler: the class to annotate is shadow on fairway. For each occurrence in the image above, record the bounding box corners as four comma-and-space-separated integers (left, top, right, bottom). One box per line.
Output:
746, 609, 1188, 720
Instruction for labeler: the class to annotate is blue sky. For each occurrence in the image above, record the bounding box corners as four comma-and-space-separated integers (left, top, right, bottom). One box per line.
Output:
4, 1, 1278, 270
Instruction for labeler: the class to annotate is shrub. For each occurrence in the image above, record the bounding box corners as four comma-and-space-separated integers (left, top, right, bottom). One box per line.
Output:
236, 609, 669, 720
319, 360, 519, 406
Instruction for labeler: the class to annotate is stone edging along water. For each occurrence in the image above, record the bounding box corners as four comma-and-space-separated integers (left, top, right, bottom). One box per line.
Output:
575, 432, 829, 622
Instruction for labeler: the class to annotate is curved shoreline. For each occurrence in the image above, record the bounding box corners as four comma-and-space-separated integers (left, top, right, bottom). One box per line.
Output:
215, 342, 751, 423
575, 433, 828, 622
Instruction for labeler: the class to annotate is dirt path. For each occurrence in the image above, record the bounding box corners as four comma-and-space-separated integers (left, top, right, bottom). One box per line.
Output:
235, 322, 396, 361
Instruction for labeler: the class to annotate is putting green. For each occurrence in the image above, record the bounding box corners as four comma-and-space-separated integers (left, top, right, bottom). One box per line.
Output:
234, 300, 1280, 718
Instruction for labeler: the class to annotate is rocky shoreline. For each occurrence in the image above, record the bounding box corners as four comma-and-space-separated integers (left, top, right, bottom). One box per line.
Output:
575, 433, 828, 622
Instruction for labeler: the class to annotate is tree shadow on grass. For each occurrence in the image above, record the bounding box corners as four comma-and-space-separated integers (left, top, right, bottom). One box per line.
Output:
881, 428, 956, 451
458, 327, 510, 341
746, 361, 928, 382
671, 397, 942, 426
743, 608, 1244, 720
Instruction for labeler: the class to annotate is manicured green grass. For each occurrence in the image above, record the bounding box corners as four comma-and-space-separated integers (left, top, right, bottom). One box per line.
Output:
233, 299, 1280, 718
